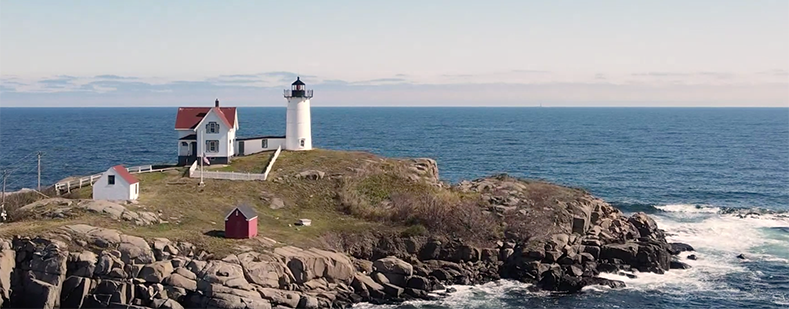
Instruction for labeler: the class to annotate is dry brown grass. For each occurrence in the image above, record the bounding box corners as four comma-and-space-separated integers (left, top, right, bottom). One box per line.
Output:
0, 150, 588, 256
0, 150, 407, 256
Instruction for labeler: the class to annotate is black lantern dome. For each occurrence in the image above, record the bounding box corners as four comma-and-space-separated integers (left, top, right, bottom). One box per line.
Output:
284, 77, 313, 99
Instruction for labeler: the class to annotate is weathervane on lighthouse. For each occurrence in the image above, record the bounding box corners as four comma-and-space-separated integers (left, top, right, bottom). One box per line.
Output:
283, 77, 313, 151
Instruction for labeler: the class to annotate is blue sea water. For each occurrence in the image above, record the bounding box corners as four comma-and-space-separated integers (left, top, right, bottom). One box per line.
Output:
1, 107, 788, 308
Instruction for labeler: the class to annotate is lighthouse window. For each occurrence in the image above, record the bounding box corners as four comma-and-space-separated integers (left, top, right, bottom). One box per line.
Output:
206, 122, 220, 134
300, 139, 305, 147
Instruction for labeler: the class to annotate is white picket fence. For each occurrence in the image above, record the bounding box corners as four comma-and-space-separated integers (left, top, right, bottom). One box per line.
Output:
190, 146, 282, 182
55, 165, 163, 194
262, 146, 282, 180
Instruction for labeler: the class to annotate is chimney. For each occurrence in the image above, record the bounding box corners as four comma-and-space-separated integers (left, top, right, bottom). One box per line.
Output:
215, 99, 219, 107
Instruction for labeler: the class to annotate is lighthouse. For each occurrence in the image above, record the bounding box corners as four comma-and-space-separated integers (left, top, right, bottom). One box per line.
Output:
284, 77, 313, 150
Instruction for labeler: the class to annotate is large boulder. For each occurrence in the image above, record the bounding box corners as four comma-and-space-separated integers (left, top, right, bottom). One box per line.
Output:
139, 261, 174, 283
0, 243, 14, 306
351, 273, 385, 299
21, 279, 59, 309
237, 252, 292, 288
67, 251, 97, 277
628, 212, 659, 239
600, 242, 640, 264
163, 273, 197, 291
373, 256, 413, 287
118, 235, 155, 264
373, 256, 413, 277
60, 276, 91, 309
273, 247, 354, 284
152, 298, 185, 309
257, 287, 301, 308
668, 242, 695, 255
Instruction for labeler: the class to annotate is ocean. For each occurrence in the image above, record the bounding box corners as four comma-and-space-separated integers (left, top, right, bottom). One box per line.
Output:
1, 107, 788, 308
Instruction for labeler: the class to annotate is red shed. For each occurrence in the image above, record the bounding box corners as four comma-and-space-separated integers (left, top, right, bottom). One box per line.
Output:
224, 205, 258, 239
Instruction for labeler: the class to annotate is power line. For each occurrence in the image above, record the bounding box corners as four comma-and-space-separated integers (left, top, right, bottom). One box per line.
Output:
1, 151, 37, 169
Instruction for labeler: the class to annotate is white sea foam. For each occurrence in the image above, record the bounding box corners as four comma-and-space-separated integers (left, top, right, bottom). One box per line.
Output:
654, 203, 721, 214
353, 280, 537, 309
602, 204, 789, 302
356, 203, 789, 308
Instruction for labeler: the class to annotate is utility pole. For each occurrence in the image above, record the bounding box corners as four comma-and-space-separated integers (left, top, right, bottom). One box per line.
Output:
1, 170, 7, 205
37, 152, 42, 192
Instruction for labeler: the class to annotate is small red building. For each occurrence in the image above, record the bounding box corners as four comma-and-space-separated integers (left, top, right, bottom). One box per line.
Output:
224, 205, 258, 239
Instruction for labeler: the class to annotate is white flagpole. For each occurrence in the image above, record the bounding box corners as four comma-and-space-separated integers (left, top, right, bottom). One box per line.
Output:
199, 131, 205, 186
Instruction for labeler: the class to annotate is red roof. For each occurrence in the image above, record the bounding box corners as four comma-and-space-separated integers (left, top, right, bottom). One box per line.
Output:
112, 165, 139, 185
175, 107, 237, 130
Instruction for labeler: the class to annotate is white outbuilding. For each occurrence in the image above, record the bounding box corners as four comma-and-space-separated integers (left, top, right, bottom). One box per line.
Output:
93, 165, 140, 201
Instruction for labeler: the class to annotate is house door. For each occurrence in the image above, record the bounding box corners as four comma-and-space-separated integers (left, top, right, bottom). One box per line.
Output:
191, 142, 197, 157
238, 141, 245, 156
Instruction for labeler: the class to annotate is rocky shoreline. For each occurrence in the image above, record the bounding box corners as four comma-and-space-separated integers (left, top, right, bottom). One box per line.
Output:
0, 175, 694, 309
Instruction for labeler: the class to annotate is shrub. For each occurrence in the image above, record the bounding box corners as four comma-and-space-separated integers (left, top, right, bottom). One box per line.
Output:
400, 224, 428, 237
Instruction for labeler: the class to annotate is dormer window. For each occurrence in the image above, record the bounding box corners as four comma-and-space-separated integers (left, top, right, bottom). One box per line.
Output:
206, 122, 219, 134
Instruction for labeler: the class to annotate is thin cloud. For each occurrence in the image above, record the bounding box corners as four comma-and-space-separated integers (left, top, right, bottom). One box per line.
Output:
357, 78, 408, 83
94, 74, 138, 80
632, 72, 692, 77
0, 85, 16, 92
758, 69, 789, 76
510, 69, 550, 74
219, 74, 260, 78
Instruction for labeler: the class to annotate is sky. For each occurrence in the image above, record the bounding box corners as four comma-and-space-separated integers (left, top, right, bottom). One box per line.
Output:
1, 0, 787, 107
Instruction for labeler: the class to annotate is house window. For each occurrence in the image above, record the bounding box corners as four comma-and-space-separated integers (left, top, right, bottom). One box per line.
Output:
108, 175, 115, 185
206, 122, 220, 134
300, 138, 305, 147
262, 139, 268, 149
206, 140, 219, 153
181, 142, 188, 147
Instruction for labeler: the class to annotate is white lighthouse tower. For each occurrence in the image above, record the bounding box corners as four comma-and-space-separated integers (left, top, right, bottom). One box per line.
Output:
284, 77, 313, 150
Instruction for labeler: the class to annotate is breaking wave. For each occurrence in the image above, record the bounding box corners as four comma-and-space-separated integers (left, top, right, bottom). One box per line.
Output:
357, 202, 789, 308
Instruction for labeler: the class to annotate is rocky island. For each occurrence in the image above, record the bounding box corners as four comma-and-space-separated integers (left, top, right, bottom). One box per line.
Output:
0, 149, 693, 309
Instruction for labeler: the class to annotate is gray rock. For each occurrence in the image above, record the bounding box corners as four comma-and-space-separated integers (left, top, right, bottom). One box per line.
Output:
269, 198, 286, 210
197, 260, 245, 285
163, 273, 197, 291
153, 298, 185, 309
60, 276, 91, 309
67, 251, 97, 277
22, 279, 58, 309
601, 243, 640, 263
628, 212, 658, 239
0, 247, 15, 304
237, 252, 292, 289
381, 282, 404, 298
373, 256, 413, 277
544, 251, 562, 263
119, 234, 155, 264
139, 261, 174, 283
296, 170, 325, 180
257, 288, 301, 308
272, 247, 354, 285
298, 295, 319, 309
406, 276, 431, 291
670, 260, 692, 270
372, 272, 389, 285
351, 273, 384, 298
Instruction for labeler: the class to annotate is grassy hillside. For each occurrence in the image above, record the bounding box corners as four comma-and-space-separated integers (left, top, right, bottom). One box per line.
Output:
0, 150, 449, 255
1, 149, 591, 257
